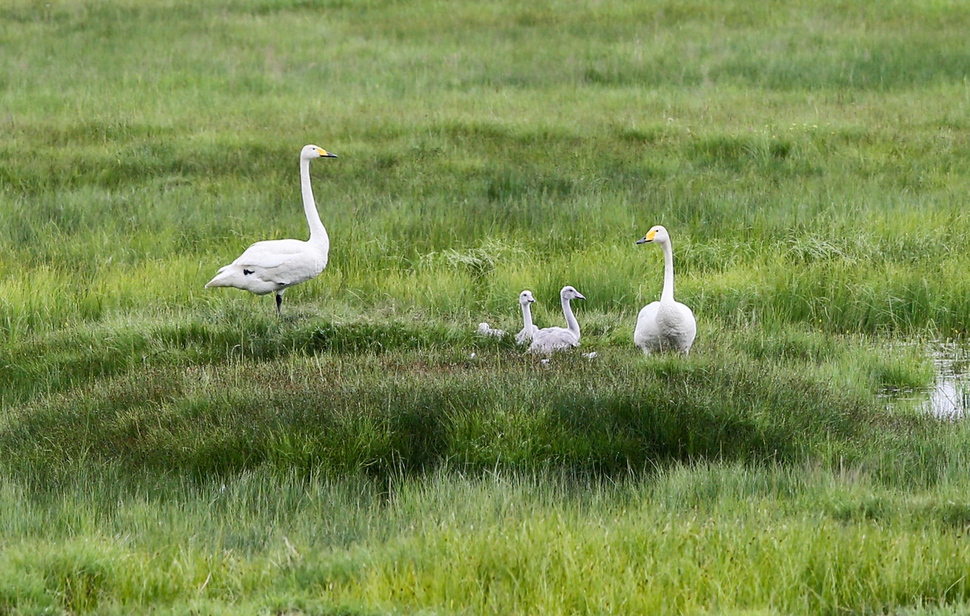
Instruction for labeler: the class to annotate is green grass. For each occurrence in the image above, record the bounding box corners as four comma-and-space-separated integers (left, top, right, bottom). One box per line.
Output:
0, 330, 883, 478
3, 0, 970, 613
5, 463, 970, 614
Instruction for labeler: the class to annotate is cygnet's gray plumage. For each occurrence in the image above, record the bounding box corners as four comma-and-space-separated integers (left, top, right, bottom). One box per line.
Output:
528, 286, 585, 354
514, 290, 539, 345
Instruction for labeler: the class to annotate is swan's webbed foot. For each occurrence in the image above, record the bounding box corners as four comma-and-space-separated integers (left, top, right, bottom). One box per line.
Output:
275, 293, 283, 316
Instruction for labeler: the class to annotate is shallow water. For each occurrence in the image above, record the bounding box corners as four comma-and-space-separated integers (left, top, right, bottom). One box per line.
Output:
905, 343, 970, 419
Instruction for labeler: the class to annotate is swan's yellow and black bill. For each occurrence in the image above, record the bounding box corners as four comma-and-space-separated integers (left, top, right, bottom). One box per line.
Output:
316, 148, 338, 158
636, 229, 657, 244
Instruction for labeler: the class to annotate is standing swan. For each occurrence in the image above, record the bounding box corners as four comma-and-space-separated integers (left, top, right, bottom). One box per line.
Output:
515, 290, 538, 345
528, 286, 585, 354
206, 144, 337, 315
634, 225, 696, 354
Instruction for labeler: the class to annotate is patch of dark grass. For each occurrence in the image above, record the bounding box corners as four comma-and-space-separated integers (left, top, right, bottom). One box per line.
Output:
826, 493, 970, 531
0, 313, 472, 406
0, 140, 296, 195
0, 347, 881, 485
303, 321, 461, 355
689, 135, 765, 170
930, 502, 970, 530
829, 496, 891, 524
481, 168, 576, 204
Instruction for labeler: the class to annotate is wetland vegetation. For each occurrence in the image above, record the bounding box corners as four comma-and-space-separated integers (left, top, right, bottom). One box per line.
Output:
2, 0, 970, 613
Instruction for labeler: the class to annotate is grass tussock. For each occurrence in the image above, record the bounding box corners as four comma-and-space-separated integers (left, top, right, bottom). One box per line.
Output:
0, 317, 946, 488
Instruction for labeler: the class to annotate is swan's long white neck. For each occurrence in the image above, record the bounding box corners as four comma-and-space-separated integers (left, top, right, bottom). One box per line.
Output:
521, 301, 534, 332
301, 157, 329, 250
562, 296, 580, 338
660, 239, 675, 303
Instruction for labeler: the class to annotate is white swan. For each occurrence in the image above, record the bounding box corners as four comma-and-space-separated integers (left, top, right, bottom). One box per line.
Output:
515, 290, 539, 345
634, 225, 696, 354
528, 286, 585, 354
205, 144, 337, 315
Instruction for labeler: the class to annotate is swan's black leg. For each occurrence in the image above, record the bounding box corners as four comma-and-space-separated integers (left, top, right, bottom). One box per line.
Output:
275, 293, 283, 316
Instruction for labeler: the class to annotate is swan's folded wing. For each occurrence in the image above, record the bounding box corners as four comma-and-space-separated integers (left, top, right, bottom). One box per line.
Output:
515, 325, 539, 345
224, 239, 328, 289
231, 239, 311, 271
528, 327, 579, 353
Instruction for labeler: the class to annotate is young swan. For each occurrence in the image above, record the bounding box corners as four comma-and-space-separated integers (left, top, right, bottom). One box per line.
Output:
205, 144, 337, 315
477, 322, 505, 338
634, 225, 696, 354
528, 286, 586, 354
514, 290, 539, 345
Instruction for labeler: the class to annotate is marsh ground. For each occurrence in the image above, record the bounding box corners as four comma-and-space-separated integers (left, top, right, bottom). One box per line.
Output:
3, 0, 970, 613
